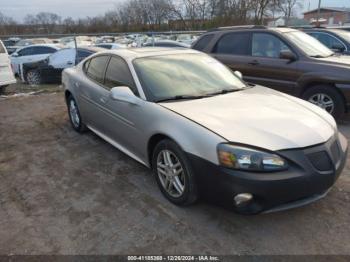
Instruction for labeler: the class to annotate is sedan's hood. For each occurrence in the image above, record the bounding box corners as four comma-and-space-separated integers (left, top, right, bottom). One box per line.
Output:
160, 86, 336, 151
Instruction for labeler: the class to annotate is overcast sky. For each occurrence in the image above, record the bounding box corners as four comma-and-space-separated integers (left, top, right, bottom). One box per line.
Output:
0, 0, 349, 22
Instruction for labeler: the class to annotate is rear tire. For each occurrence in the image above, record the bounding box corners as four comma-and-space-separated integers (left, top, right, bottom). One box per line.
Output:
152, 139, 198, 206
26, 70, 42, 85
67, 95, 87, 133
302, 85, 345, 120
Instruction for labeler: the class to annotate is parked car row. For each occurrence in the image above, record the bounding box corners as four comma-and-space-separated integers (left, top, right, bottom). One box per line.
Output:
4, 25, 350, 120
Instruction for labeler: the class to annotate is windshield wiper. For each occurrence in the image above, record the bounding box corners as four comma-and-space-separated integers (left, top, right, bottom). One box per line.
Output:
156, 95, 206, 103
204, 88, 243, 97
310, 55, 326, 58
156, 88, 244, 102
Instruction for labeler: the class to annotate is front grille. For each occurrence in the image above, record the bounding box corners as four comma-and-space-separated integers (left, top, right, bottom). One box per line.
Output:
307, 151, 333, 172
330, 141, 340, 164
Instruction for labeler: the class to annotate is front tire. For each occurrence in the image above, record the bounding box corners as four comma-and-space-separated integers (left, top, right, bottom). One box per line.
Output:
302, 85, 345, 120
152, 139, 198, 206
67, 95, 87, 133
26, 70, 42, 85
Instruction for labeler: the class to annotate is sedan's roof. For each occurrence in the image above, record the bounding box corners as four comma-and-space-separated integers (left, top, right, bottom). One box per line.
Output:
107, 47, 200, 60
18, 44, 62, 49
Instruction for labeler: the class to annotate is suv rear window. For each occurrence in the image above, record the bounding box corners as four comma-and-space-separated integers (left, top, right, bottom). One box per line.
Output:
214, 32, 250, 55
192, 34, 214, 51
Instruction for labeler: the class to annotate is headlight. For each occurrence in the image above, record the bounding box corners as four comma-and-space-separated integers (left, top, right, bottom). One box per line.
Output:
217, 144, 288, 171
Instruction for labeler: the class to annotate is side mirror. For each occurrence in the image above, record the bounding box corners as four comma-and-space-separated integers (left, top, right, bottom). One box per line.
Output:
110, 86, 138, 105
331, 43, 345, 53
234, 71, 243, 79
280, 50, 296, 61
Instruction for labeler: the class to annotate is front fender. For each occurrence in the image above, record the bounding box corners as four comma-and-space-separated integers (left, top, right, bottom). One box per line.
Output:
295, 72, 350, 96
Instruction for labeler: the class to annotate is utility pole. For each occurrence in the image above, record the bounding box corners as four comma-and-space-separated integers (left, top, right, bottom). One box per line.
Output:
316, 0, 322, 26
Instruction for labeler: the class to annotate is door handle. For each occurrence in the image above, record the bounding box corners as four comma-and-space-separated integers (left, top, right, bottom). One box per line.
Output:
248, 60, 260, 66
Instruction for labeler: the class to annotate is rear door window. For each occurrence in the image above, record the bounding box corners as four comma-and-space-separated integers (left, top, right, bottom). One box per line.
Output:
214, 32, 251, 55
192, 34, 214, 51
86, 55, 109, 84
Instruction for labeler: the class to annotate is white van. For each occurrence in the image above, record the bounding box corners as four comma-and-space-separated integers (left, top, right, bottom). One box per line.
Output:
0, 40, 16, 91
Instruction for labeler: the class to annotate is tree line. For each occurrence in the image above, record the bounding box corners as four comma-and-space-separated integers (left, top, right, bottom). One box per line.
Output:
0, 0, 303, 36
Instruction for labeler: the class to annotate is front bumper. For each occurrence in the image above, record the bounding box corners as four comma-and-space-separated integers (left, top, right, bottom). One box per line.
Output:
189, 132, 348, 214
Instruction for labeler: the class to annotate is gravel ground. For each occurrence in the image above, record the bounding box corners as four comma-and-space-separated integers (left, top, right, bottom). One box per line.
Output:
0, 84, 350, 255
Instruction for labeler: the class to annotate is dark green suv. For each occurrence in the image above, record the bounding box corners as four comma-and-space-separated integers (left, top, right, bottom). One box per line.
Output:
192, 26, 350, 119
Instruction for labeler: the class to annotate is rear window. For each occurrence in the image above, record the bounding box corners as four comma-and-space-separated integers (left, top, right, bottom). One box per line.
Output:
192, 34, 214, 51
86, 55, 109, 84
214, 32, 251, 55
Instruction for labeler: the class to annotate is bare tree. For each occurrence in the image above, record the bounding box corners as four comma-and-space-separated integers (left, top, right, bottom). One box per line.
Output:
0, 0, 291, 35
251, 0, 273, 24
277, 0, 303, 26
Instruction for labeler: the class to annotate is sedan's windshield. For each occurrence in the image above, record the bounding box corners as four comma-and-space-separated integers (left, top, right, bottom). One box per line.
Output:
133, 54, 246, 102
284, 31, 334, 58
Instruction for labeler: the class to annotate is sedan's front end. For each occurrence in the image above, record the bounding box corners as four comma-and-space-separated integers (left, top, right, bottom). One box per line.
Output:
188, 132, 347, 214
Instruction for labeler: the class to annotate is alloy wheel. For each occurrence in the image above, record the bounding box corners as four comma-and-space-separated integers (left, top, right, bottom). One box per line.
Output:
69, 99, 80, 128
308, 93, 334, 114
26, 71, 41, 85
156, 149, 185, 198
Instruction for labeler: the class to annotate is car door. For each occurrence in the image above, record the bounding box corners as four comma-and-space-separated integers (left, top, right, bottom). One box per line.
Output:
99, 56, 146, 158
211, 32, 254, 77
244, 32, 299, 93
0, 40, 16, 86
77, 55, 111, 134
11, 46, 34, 74
29, 46, 57, 64
49, 49, 75, 69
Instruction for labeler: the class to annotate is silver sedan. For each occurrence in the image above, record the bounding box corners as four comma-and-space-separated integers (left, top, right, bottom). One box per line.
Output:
63, 48, 347, 214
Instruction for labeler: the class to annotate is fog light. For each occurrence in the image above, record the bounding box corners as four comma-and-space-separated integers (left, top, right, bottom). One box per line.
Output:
234, 193, 253, 207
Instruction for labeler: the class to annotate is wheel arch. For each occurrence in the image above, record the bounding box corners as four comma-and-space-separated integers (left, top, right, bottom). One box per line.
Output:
147, 133, 175, 167
298, 81, 347, 112
64, 90, 72, 104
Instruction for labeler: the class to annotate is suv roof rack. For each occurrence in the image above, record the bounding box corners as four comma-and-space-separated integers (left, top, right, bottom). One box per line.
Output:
208, 25, 267, 32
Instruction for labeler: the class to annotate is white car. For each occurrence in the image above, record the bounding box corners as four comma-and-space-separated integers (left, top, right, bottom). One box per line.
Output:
0, 40, 16, 91
10, 44, 60, 75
